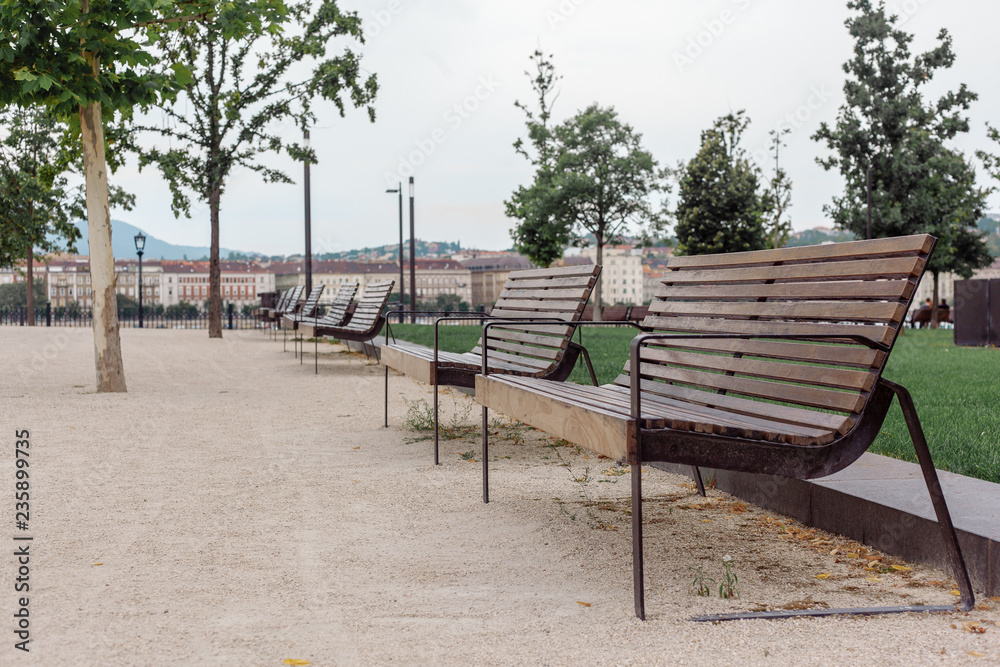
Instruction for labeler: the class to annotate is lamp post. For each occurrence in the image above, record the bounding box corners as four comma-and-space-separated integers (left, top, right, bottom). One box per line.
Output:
408, 176, 416, 324
385, 183, 404, 313
134, 232, 146, 328
303, 129, 313, 294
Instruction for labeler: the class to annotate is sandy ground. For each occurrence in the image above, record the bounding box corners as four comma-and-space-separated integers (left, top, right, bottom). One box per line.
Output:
0, 326, 998, 666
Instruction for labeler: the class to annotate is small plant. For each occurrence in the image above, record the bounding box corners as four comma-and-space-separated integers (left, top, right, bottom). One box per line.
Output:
403, 398, 435, 432
690, 565, 715, 597
719, 555, 739, 599
459, 451, 476, 462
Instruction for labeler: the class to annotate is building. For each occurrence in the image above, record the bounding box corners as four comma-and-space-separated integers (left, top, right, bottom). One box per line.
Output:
271, 260, 398, 302
580, 245, 643, 305
403, 259, 473, 305
459, 255, 534, 309
161, 261, 274, 308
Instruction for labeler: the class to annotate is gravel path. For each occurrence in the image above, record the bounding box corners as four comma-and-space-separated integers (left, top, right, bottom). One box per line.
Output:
1, 326, 997, 666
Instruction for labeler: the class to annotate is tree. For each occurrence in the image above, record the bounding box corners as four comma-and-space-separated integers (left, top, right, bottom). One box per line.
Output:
674, 111, 769, 256
0, 0, 210, 391
545, 104, 662, 320
0, 280, 46, 310
813, 0, 992, 327
506, 50, 572, 267
764, 129, 793, 249
137, 0, 377, 339
0, 107, 83, 324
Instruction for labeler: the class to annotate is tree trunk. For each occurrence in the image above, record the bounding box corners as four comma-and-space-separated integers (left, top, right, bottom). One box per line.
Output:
208, 187, 222, 338
25, 246, 34, 326
593, 241, 603, 322
930, 271, 940, 330
80, 98, 127, 392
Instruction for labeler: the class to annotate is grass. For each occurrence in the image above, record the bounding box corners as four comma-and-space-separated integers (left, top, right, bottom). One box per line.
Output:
385, 324, 1000, 484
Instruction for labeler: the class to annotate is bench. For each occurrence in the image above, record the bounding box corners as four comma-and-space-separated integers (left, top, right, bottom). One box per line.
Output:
295, 283, 359, 373
475, 234, 974, 620
380, 264, 602, 463
299, 280, 395, 364
282, 285, 325, 330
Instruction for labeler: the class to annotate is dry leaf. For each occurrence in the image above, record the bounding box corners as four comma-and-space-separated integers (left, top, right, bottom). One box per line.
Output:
576, 601, 591, 607
891, 565, 912, 572
991, 596, 1000, 603
283, 660, 311, 666
968, 651, 985, 658
830, 549, 840, 556
352, 446, 361, 450
845, 553, 859, 559
866, 561, 879, 569
950, 590, 962, 596
816, 573, 832, 580
93, 563, 103, 566
866, 576, 882, 582
701, 519, 711, 523
963, 622, 987, 634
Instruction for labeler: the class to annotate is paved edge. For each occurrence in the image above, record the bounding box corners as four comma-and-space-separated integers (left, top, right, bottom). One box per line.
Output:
655, 453, 999, 597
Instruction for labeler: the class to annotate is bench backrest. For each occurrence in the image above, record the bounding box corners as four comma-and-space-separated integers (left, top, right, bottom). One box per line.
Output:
274, 289, 292, 312
300, 285, 325, 318
343, 280, 395, 332
279, 286, 304, 315
474, 264, 602, 375
615, 235, 934, 436
319, 282, 359, 326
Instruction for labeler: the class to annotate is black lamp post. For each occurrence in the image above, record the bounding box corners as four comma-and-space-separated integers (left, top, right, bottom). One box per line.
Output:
385, 183, 404, 312
134, 232, 145, 328
408, 176, 416, 324
303, 129, 313, 294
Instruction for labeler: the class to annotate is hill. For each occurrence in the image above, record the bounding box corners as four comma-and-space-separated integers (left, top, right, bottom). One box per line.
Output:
73, 220, 245, 260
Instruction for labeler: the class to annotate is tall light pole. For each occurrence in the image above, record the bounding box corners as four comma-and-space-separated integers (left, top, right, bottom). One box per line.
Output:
303, 129, 313, 294
408, 176, 416, 323
134, 232, 145, 328
385, 183, 404, 310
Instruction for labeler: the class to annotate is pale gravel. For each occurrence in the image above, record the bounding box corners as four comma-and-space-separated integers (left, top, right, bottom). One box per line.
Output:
0, 326, 997, 666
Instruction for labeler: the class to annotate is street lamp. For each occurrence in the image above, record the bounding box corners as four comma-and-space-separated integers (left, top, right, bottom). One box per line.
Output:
303, 129, 313, 294
385, 183, 404, 314
134, 232, 145, 328
408, 176, 416, 324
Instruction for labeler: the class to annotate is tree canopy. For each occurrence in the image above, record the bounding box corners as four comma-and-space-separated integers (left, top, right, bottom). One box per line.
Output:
674, 110, 769, 256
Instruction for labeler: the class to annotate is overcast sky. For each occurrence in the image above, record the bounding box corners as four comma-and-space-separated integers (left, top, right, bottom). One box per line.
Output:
110, 0, 1000, 257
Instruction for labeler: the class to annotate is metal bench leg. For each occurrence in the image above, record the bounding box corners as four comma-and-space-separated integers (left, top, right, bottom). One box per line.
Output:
632, 462, 645, 620
315, 335, 318, 375
383, 366, 389, 427
885, 379, 975, 611
692, 466, 706, 497
433, 380, 440, 466
579, 345, 599, 386
481, 406, 489, 503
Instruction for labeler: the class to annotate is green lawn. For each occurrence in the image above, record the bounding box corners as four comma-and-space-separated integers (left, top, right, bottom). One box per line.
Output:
384, 324, 1000, 484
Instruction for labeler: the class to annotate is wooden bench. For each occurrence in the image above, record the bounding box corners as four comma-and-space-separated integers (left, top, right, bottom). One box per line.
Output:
475, 234, 974, 620
282, 285, 325, 330
380, 264, 602, 463
299, 280, 395, 363
295, 283, 359, 373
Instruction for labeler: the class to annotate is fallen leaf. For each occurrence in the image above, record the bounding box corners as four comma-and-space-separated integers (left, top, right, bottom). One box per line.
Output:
93, 563, 103, 566
950, 590, 962, 596
816, 573, 831, 580
963, 622, 986, 634
991, 596, 1000, 603
968, 651, 984, 658
866, 561, 879, 569
352, 446, 361, 450
576, 601, 591, 607
283, 660, 311, 666
845, 553, 859, 559
830, 549, 840, 556
891, 565, 912, 572
701, 519, 711, 523
866, 576, 882, 582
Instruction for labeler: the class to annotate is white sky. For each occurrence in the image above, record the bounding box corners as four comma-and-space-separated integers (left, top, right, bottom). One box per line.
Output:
110, 0, 1000, 256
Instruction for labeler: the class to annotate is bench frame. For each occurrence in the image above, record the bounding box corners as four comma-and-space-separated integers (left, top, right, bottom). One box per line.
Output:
476, 324, 975, 620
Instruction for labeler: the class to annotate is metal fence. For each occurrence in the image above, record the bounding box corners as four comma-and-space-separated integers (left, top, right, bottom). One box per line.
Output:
0, 304, 260, 330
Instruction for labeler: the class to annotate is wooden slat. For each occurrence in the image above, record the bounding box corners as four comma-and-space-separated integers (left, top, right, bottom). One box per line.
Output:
665, 234, 933, 269
478, 349, 553, 371
640, 315, 894, 346
653, 279, 913, 301
487, 308, 577, 322
500, 287, 595, 300
661, 257, 924, 285
648, 300, 906, 323
634, 362, 865, 413
608, 379, 853, 434
644, 337, 884, 368
501, 276, 597, 290
477, 339, 562, 360
484, 328, 570, 349
507, 265, 600, 280
493, 299, 586, 312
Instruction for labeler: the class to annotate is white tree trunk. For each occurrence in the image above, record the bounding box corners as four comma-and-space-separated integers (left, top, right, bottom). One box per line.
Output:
80, 99, 127, 392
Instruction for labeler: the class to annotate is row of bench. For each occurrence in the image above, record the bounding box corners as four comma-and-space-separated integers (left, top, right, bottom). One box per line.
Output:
269, 235, 976, 622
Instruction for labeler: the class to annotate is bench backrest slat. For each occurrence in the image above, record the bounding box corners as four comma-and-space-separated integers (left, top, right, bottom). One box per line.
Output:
274, 289, 292, 312
615, 234, 933, 424
342, 280, 394, 332
279, 286, 304, 315
300, 286, 325, 318
470, 264, 601, 375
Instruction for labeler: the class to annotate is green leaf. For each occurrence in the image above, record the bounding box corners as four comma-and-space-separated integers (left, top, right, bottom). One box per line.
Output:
171, 63, 193, 87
